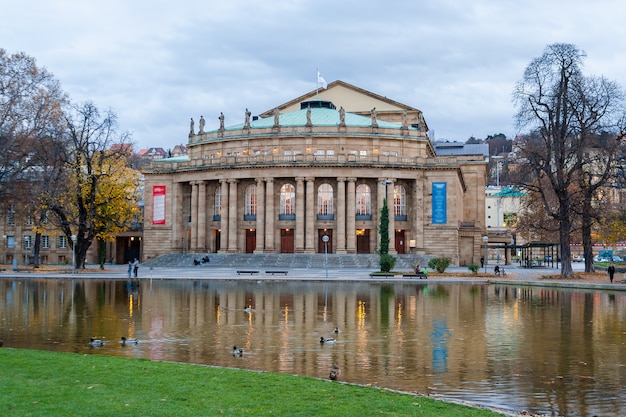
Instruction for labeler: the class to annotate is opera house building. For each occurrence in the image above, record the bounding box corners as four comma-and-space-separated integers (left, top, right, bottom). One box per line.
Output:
142, 81, 487, 266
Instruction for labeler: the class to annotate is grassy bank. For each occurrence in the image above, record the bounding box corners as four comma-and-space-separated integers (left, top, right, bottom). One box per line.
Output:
0, 348, 505, 416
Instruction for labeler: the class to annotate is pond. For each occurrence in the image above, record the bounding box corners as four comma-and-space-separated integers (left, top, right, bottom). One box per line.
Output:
1, 278, 624, 416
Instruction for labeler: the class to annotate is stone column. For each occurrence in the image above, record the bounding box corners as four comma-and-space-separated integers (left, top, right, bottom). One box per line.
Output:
414, 175, 424, 250
305, 177, 315, 253
255, 178, 265, 253
295, 177, 305, 253
228, 179, 238, 252
336, 178, 346, 254
219, 180, 229, 253
265, 178, 275, 252
172, 182, 183, 252
197, 181, 206, 251
190, 181, 198, 251
346, 178, 356, 253
387, 179, 396, 255
376, 179, 385, 253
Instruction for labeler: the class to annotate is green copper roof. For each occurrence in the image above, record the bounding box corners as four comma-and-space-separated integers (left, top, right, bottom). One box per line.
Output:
492, 187, 526, 197
223, 107, 411, 131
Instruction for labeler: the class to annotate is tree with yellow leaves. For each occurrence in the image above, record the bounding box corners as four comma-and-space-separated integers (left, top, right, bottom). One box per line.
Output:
43, 101, 140, 270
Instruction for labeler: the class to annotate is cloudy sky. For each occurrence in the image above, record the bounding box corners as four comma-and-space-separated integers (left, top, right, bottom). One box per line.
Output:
2, 0, 625, 150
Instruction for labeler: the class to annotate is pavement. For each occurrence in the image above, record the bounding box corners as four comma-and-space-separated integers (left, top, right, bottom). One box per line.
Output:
1, 261, 624, 291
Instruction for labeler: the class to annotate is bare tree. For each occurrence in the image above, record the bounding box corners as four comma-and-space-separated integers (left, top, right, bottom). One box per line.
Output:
45, 101, 133, 270
0, 49, 66, 199
513, 43, 626, 277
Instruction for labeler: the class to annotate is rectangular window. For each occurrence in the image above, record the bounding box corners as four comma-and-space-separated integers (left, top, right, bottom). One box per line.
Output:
42, 235, 49, 249
23, 235, 31, 249
59, 235, 67, 249
7, 205, 15, 226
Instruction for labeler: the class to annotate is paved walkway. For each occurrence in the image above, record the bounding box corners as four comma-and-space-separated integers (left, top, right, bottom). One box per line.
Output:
1, 262, 624, 291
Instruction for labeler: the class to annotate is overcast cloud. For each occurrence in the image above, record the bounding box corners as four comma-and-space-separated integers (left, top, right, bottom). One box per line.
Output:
2, 0, 625, 150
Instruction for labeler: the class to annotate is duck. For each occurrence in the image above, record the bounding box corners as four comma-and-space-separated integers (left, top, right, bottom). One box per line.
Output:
121, 336, 139, 345
320, 337, 335, 344
89, 338, 104, 347
329, 363, 341, 380
244, 306, 253, 313
232, 346, 244, 356
333, 327, 341, 334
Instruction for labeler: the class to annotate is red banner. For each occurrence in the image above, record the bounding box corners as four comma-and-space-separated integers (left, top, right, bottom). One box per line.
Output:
152, 185, 166, 224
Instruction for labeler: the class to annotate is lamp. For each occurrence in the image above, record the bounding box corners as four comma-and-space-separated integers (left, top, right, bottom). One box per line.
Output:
483, 235, 489, 273
71, 234, 77, 274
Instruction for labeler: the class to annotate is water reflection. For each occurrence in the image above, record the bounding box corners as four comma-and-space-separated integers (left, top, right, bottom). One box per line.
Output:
1, 278, 625, 416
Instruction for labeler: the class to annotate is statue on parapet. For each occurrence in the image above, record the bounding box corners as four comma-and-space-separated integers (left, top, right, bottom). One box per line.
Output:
199, 115, 205, 134
189, 117, 195, 136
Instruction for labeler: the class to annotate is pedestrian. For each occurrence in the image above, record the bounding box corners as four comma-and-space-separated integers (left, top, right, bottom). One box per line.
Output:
132, 258, 139, 278
608, 263, 615, 283
127, 261, 132, 279
480, 256, 484, 268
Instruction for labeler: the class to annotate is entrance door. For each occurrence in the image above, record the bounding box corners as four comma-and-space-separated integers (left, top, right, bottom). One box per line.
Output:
356, 229, 370, 253
395, 230, 405, 254
280, 229, 295, 253
245, 229, 256, 253
214, 229, 221, 253
318, 230, 333, 253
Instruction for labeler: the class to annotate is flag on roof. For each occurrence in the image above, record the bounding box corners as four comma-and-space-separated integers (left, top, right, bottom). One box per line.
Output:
317, 69, 327, 89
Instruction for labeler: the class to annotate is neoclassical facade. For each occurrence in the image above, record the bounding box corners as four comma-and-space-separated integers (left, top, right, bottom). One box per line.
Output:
142, 81, 487, 265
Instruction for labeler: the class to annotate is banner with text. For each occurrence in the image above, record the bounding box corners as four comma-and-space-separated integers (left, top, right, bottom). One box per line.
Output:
432, 182, 447, 224
152, 185, 166, 225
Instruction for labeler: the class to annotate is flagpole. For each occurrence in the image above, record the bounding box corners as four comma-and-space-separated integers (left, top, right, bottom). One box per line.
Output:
316, 68, 319, 97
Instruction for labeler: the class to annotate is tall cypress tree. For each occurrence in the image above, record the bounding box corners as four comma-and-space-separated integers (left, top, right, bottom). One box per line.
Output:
380, 198, 389, 255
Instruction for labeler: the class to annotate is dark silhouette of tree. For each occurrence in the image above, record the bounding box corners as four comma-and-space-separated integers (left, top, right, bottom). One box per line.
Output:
513, 43, 626, 277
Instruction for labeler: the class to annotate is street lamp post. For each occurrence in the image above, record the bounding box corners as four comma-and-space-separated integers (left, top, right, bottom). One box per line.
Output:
71, 234, 77, 274
12, 236, 18, 271
2, 235, 5, 266
483, 235, 489, 273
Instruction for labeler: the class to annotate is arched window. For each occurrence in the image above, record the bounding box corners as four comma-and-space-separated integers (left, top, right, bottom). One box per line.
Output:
394, 185, 407, 220
213, 186, 221, 221
280, 183, 295, 219
356, 184, 371, 219
317, 183, 334, 219
244, 184, 257, 220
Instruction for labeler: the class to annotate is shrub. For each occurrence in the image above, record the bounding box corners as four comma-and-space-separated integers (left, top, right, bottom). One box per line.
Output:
379, 254, 396, 272
468, 263, 479, 274
428, 257, 451, 273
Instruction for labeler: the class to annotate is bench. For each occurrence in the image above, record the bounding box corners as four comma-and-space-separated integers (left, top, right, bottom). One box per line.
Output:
369, 273, 395, 277
402, 273, 428, 279
236, 270, 259, 275
265, 270, 288, 275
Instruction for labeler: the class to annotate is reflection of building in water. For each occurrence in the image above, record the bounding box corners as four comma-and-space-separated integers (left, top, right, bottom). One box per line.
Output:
142, 80, 488, 266
10, 279, 626, 411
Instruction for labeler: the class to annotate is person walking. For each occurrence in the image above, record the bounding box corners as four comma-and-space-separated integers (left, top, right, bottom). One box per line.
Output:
480, 256, 484, 269
132, 258, 139, 278
608, 263, 616, 283
127, 261, 132, 279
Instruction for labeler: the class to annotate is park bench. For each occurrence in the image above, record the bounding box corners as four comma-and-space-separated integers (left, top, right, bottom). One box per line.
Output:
236, 270, 259, 275
265, 270, 288, 275
402, 273, 428, 279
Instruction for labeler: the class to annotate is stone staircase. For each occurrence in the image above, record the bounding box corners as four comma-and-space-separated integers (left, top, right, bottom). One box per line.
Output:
142, 253, 425, 270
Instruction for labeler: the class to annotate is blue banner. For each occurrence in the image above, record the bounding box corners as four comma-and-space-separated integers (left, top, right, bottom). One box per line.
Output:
432, 182, 447, 224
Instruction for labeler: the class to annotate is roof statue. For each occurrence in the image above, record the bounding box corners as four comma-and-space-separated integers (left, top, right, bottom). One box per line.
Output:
189, 117, 194, 136
273, 108, 280, 128
244, 108, 251, 129
199, 115, 205, 134
371, 107, 378, 128
306, 107, 312, 126
219, 112, 225, 131
339, 106, 345, 126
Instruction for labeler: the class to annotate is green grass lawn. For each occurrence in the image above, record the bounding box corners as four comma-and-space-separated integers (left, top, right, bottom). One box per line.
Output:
0, 348, 506, 416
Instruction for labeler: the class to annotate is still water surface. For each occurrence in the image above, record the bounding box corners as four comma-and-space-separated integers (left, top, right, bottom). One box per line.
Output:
1, 278, 625, 416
